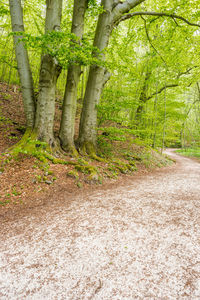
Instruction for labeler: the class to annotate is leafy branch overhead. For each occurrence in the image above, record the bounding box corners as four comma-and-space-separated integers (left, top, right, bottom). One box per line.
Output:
10, 31, 106, 68
115, 11, 200, 28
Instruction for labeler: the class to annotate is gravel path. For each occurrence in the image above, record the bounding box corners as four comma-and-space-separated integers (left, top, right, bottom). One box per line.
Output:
0, 150, 200, 299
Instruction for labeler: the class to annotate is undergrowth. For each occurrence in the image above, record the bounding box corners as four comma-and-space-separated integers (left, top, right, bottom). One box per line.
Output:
0, 118, 172, 208
176, 148, 200, 159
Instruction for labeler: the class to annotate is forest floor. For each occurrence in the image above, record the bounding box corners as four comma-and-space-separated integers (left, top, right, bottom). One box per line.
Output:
0, 149, 200, 299
0, 82, 170, 218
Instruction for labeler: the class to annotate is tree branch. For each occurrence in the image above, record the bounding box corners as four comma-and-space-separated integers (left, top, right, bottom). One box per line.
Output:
115, 11, 200, 28
146, 66, 196, 101
196, 82, 200, 99
102, 68, 111, 87
176, 67, 196, 79
141, 16, 167, 66
147, 84, 178, 101
112, 0, 145, 22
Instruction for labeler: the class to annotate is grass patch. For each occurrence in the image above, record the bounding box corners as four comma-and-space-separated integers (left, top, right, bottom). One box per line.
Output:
176, 148, 200, 159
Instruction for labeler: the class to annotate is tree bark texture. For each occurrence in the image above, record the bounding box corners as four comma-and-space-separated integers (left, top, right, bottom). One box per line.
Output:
59, 0, 88, 152
78, 0, 145, 153
9, 0, 35, 128
77, 0, 113, 153
35, 0, 62, 145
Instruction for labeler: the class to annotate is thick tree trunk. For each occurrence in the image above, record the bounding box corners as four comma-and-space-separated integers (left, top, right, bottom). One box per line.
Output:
59, 0, 88, 153
77, 0, 113, 154
35, 0, 62, 146
35, 55, 61, 145
77, 0, 144, 154
9, 0, 35, 128
78, 67, 110, 154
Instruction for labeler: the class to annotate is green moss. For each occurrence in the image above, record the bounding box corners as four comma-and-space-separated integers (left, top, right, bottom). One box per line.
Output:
67, 169, 79, 180
123, 151, 142, 162
61, 144, 79, 157
78, 141, 100, 160
87, 171, 102, 184
109, 170, 119, 178
4, 131, 78, 168
77, 157, 89, 166
75, 164, 98, 175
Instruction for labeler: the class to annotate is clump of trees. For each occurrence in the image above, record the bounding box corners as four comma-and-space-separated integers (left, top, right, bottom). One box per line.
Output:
1, 0, 200, 157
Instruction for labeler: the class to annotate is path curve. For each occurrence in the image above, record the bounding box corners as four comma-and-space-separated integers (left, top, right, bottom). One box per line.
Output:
1, 150, 200, 299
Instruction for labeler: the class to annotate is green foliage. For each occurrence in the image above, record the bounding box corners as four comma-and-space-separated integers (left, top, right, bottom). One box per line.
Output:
1, 0, 199, 156
67, 169, 79, 180
0, 5, 9, 16
176, 148, 200, 159
11, 31, 105, 69
3, 136, 71, 166
88, 0, 104, 15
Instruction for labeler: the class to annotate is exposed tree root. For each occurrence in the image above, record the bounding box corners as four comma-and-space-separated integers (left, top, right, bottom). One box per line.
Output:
77, 141, 106, 162
1, 129, 77, 166
60, 142, 79, 158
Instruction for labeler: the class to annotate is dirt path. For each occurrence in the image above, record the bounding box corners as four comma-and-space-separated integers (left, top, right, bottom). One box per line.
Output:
0, 149, 200, 299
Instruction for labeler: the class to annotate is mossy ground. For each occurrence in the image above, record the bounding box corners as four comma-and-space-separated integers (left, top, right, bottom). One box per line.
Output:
0, 82, 172, 210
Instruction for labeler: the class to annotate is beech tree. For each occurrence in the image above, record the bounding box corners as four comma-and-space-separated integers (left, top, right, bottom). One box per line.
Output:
9, 0, 35, 128
9, 0, 63, 148
35, 0, 63, 146
7, 0, 200, 156
77, 0, 145, 154
59, 0, 88, 153
77, 0, 200, 154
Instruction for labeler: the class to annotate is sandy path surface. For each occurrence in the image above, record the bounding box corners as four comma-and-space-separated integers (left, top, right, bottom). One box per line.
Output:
0, 149, 200, 299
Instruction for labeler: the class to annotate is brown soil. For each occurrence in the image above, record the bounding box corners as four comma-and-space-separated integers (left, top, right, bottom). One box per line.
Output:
0, 82, 164, 220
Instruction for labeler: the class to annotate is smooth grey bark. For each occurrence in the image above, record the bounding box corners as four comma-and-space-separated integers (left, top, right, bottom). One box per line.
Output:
78, 0, 144, 153
9, 0, 35, 128
35, 0, 62, 146
77, 0, 113, 153
59, 0, 88, 152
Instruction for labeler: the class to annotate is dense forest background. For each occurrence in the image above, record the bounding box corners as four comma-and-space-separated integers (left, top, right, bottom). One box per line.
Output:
0, 0, 200, 154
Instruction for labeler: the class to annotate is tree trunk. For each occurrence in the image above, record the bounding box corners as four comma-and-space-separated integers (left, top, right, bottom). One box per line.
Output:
77, 0, 113, 154
9, 0, 35, 128
59, 0, 88, 153
135, 70, 151, 125
77, 0, 144, 154
78, 66, 110, 154
35, 0, 62, 146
